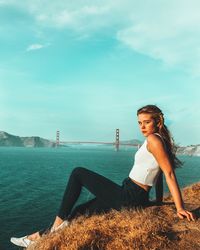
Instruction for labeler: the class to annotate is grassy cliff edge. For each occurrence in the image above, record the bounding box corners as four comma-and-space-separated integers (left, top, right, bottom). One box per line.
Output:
28, 182, 200, 250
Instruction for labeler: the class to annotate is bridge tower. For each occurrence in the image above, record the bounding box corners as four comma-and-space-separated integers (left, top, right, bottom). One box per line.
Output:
56, 130, 60, 147
115, 128, 120, 151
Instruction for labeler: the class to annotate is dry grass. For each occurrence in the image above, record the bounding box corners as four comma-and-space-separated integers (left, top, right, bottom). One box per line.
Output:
27, 183, 200, 250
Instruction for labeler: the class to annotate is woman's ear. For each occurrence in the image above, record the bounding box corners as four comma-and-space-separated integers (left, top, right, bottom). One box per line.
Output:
156, 117, 162, 129
157, 122, 162, 129
155, 121, 160, 128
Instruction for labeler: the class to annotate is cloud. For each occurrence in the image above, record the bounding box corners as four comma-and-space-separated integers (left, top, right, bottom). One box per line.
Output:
26, 43, 50, 51
3, 1, 200, 75
116, 1, 200, 75
5, 1, 128, 34
33, 3, 116, 34
26, 43, 44, 51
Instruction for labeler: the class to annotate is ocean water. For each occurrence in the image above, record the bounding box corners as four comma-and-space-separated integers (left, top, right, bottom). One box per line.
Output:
0, 146, 200, 250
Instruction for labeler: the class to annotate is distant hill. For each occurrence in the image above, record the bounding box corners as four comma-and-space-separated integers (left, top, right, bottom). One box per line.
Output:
0, 131, 56, 147
120, 140, 200, 156
1, 131, 199, 155
120, 139, 142, 145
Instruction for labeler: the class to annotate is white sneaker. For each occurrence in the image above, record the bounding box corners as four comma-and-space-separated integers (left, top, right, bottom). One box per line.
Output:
50, 220, 69, 233
10, 235, 33, 248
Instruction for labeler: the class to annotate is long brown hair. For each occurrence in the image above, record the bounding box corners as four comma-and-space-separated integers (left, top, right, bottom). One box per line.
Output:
137, 104, 182, 169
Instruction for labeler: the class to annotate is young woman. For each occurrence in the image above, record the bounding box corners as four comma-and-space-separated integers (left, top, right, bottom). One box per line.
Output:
11, 104, 195, 248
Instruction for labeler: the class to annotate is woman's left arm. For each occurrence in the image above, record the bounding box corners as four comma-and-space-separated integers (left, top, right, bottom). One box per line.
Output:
147, 135, 196, 221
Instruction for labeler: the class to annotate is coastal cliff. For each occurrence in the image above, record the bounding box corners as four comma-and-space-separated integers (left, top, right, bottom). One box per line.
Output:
177, 145, 200, 157
0, 131, 56, 147
27, 182, 200, 250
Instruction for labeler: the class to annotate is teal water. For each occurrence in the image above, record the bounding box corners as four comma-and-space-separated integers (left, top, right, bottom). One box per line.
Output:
0, 146, 200, 250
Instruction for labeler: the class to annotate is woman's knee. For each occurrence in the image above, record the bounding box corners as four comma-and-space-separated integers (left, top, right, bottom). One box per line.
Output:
71, 167, 86, 176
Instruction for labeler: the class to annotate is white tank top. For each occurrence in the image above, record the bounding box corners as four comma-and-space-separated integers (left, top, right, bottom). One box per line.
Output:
129, 133, 163, 186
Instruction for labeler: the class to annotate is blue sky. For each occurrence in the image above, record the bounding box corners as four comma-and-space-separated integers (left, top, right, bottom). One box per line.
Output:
0, 0, 200, 146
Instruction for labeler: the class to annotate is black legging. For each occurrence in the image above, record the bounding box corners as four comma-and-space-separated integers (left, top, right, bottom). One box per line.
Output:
39, 167, 150, 235
58, 167, 150, 221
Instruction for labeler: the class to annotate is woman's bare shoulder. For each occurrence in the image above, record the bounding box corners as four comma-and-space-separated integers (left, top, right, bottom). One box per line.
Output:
147, 134, 162, 144
147, 134, 165, 151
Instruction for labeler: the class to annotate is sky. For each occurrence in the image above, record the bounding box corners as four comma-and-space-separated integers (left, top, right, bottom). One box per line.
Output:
0, 0, 200, 146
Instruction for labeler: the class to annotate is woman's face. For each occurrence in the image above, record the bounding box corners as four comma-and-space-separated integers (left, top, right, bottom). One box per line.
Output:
137, 113, 158, 137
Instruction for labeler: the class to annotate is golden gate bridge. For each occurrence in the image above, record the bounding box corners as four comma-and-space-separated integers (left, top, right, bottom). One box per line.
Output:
55, 129, 140, 151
